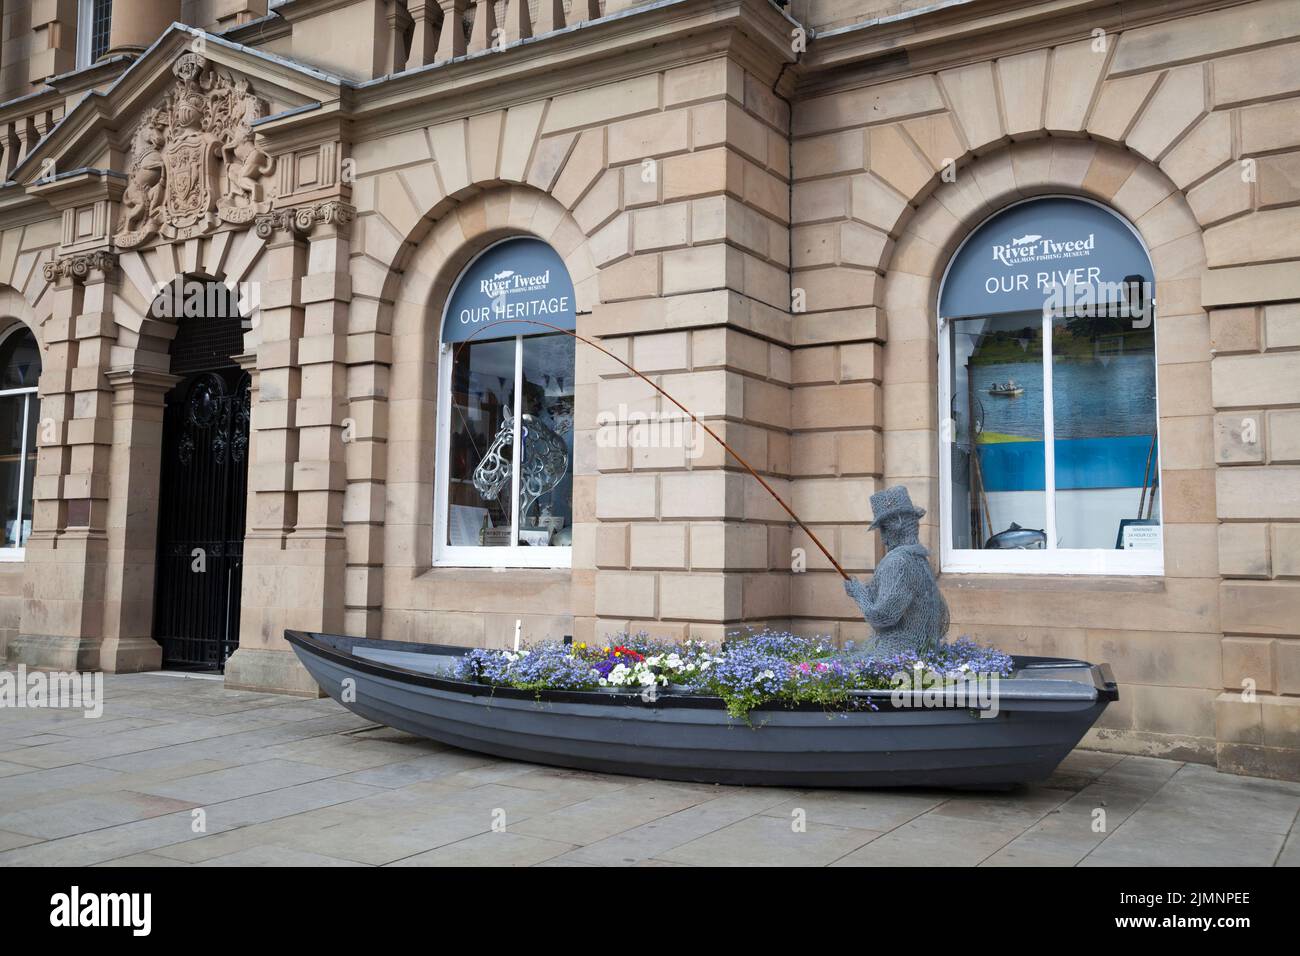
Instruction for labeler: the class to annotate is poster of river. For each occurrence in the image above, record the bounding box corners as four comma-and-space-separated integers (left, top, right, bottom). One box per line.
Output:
950, 315, 1160, 550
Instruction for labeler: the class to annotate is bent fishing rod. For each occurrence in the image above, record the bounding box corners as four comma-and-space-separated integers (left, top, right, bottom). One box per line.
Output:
449, 317, 850, 580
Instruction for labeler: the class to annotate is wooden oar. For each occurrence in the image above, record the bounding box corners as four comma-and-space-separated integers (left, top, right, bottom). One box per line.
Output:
450, 318, 850, 580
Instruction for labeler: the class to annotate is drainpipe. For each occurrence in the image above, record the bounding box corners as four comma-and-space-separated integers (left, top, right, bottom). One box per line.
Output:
767, 0, 808, 323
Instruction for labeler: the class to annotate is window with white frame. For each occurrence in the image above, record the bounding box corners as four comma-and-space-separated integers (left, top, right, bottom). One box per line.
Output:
76, 0, 113, 70
434, 238, 576, 568
0, 326, 41, 558
938, 196, 1162, 575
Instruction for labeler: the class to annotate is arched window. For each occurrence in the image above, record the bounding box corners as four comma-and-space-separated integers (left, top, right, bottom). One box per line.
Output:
938, 197, 1161, 575
0, 325, 41, 556
434, 238, 575, 568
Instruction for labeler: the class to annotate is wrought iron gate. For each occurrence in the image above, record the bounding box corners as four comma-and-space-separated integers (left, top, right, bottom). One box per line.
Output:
153, 368, 251, 670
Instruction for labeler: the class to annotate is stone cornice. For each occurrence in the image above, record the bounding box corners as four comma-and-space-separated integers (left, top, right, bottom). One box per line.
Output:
104, 367, 182, 394
795, 0, 1259, 95
26, 168, 127, 209
43, 251, 117, 282
344, 0, 797, 139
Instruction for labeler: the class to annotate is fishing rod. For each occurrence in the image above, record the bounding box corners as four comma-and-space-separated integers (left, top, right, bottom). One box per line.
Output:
449, 317, 850, 580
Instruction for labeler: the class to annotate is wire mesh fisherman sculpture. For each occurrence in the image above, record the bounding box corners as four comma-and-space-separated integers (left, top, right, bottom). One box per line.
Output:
843, 485, 951, 657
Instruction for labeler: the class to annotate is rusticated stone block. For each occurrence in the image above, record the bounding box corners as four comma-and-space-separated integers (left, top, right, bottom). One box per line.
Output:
594, 571, 658, 620
1222, 636, 1275, 693
1273, 525, 1300, 578
1262, 693, 1300, 752
1264, 302, 1300, 350
1212, 353, 1300, 408
629, 523, 688, 569
1215, 692, 1263, 745
1267, 409, 1300, 463
1218, 522, 1270, 578
1209, 307, 1259, 354
1277, 639, 1300, 694
1186, 164, 1251, 227
1217, 466, 1300, 520
1213, 411, 1265, 464
1221, 580, 1300, 636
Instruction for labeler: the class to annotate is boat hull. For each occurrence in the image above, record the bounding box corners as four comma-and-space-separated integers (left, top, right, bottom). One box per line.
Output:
284, 630, 1117, 789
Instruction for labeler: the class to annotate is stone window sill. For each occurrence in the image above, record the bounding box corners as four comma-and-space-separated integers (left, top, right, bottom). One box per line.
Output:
939, 573, 1165, 594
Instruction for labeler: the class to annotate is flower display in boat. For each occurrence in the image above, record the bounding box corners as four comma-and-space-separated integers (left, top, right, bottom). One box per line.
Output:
452, 629, 1014, 720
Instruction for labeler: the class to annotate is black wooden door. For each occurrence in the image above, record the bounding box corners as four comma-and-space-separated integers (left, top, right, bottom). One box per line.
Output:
153, 368, 251, 670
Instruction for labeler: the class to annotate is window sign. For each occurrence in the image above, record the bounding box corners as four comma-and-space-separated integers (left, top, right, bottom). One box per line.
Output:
442, 237, 575, 344
940, 197, 1153, 321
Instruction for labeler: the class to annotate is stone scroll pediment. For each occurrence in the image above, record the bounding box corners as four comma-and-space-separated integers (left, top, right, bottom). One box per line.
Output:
114, 53, 277, 249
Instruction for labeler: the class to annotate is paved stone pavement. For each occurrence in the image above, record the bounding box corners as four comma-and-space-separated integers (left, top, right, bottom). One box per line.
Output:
0, 673, 1297, 867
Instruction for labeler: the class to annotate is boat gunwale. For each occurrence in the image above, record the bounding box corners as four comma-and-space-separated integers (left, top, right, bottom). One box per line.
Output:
284, 630, 1118, 712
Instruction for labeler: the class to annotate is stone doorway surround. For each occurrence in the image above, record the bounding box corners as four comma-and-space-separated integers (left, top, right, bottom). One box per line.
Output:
1, 27, 350, 687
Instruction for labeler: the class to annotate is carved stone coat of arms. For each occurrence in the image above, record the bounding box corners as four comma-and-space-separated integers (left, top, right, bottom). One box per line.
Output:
115, 53, 276, 249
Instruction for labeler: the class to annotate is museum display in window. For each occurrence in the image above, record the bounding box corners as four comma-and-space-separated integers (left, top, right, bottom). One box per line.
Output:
938, 197, 1161, 574
435, 237, 576, 567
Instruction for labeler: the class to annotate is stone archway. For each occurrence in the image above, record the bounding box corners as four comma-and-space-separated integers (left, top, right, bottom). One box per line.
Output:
149, 276, 251, 671
878, 139, 1209, 556
877, 139, 1221, 762
369, 185, 600, 647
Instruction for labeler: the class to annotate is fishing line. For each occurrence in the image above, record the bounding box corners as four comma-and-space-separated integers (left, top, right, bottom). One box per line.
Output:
448, 318, 850, 579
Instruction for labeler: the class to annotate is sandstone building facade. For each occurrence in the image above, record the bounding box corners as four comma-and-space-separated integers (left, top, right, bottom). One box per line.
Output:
0, 0, 1297, 780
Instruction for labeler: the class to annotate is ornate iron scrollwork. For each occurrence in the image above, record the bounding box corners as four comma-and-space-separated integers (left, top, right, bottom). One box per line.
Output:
231, 381, 251, 463
187, 373, 226, 428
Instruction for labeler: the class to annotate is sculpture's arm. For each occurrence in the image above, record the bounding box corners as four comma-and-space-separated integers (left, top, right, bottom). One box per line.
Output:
843, 561, 913, 630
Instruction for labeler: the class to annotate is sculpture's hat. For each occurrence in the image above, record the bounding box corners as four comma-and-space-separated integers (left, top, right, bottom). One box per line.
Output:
868, 484, 926, 530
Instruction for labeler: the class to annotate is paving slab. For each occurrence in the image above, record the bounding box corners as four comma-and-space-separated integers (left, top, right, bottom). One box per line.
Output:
137, 759, 342, 803
758, 789, 947, 832
830, 813, 1025, 866
389, 831, 578, 866
333, 750, 500, 788
1079, 809, 1287, 866
198, 846, 369, 867
0, 809, 241, 866
509, 781, 723, 846
561, 788, 809, 866
658, 813, 883, 867
0, 790, 197, 840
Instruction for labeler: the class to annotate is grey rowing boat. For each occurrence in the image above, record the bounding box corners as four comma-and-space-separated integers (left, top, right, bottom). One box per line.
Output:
284, 629, 1117, 789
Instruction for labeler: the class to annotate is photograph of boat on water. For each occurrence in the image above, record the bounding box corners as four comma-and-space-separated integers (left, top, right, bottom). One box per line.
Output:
949, 313, 1160, 553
